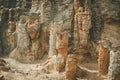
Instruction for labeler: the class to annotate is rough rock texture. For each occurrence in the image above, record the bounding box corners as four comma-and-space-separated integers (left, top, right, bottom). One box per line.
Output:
56, 31, 68, 72
65, 54, 76, 80
74, 0, 91, 47
15, 15, 30, 60
0, 0, 73, 62
9, 14, 46, 62
108, 50, 120, 80
98, 41, 110, 76
0, 0, 120, 80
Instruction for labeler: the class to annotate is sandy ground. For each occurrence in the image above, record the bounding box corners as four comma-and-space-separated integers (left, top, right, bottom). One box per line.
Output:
0, 57, 108, 80
1, 57, 64, 80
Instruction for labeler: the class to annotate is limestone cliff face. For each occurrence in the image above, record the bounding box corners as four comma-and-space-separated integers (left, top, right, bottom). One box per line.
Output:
0, 0, 74, 62
73, 0, 120, 64
0, 0, 120, 63
0, 0, 120, 79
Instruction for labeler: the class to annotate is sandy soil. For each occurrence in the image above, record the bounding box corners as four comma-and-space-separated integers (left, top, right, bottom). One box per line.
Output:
0, 57, 108, 80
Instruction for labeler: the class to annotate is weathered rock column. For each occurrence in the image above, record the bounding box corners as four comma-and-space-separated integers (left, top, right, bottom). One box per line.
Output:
98, 40, 110, 76
41, 0, 52, 24
48, 27, 57, 56
27, 16, 43, 61
41, 0, 74, 76
108, 50, 120, 80
74, 0, 91, 47
41, 24, 63, 72
65, 54, 76, 80
56, 31, 68, 72
15, 15, 30, 59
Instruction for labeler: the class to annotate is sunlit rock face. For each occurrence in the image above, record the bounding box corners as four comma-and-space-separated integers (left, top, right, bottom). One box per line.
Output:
0, 0, 74, 62
9, 14, 45, 62
0, 0, 120, 64
0, 0, 120, 80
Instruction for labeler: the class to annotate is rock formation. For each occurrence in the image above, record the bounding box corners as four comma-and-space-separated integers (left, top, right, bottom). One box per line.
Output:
98, 40, 110, 76
108, 50, 120, 80
0, 0, 120, 80
74, 0, 91, 47
56, 31, 68, 72
65, 54, 76, 80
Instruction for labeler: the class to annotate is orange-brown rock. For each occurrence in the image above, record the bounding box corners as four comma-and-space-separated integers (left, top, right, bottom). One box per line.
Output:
56, 31, 68, 72
27, 16, 40, 40
65, 54, 76, 80
98, 42, 110, 76
74, 0, 91, 47
56, 31, 68, 58
56, 54, 65, 72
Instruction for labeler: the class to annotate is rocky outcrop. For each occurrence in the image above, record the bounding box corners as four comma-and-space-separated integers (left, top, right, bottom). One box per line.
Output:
14, 15, 30, 60
98, 40, 110, 76
108, 50, 120, 80
9, 14, 45, 62
74, 0, 91, 47
73, 0, 120, 75
0, 0, 120, 79
56, 31, 68, 72
65, 54, 76, 80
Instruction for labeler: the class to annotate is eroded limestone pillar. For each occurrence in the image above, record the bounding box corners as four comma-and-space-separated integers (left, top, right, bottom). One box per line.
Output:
108, 50, 120, 80
65, 54, 76, 80
56, 31, 68, 72
16, 15, 30, 56
48, 27, 57, 56
98, 40, 110, 76
74, 0, 91, 47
